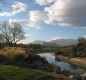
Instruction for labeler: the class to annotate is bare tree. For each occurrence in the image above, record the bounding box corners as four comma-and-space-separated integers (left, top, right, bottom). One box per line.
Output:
0, 22, 25, 44
0, 33, 4, 43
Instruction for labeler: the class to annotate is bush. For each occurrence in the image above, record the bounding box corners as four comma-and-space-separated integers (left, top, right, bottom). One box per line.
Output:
55, 51, 63, 56
0, 54, 9, 63
26, 54, 45, 62
13, 54, 25, 63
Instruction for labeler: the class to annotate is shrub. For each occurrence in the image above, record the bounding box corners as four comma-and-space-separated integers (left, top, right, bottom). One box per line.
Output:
26, 54, 43, 62
0, 47, 26, 58
55, 50, 64, 56
13, 54, 25, 63
0, 54, 9, 63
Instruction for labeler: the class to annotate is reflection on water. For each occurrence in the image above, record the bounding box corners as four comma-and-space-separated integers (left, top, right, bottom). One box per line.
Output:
39, 53, 86, 74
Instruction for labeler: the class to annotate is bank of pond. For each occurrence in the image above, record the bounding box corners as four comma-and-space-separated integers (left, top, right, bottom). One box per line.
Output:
38, 53, 86, 74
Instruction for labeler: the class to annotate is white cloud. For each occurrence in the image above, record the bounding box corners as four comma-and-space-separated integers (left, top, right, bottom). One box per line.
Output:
52, 36, 68, 40
9, 19, 28, 26
28, 11, 46, 29
33, 0, 86, 28
0, 2, 27, 16
28, 20, 41, 29
44, 0, 86, 27
11, 2, 27, 15
29, 11, 46, 22
8, 19, 41, 29
35, 0, 56, 5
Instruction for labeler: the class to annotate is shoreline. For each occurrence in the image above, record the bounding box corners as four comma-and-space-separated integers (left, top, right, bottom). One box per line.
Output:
56, 55, 86, 69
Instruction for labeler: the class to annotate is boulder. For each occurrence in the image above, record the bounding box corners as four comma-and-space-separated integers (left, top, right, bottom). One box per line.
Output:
70, 74, 82, 80
81, 73, 86, 80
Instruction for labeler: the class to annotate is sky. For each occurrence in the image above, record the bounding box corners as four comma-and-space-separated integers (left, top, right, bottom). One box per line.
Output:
0, 0, 86, 44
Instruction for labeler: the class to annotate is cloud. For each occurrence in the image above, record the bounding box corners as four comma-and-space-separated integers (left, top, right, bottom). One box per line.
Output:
28, 20, 41, 29
52, 36, 68, 40
29, 11, 46, 22
33, 0, 86, 28
8, 19, 28, 29
35, 0, 56, 5
11, 2, 27, 14
28, 11, 46, 29
8, 19, 41, 29
0, 2, 27, 16
8, 10, 44, 29
44, 0, 86, 27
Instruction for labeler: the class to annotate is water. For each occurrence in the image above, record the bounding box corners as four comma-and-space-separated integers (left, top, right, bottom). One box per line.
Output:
38, 53, 86, 74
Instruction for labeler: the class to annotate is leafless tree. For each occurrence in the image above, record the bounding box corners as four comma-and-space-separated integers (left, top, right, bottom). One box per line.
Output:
0, 22, 25, 44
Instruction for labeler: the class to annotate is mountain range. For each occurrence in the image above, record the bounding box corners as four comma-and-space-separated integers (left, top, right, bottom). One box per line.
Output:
30, 39, 78, 46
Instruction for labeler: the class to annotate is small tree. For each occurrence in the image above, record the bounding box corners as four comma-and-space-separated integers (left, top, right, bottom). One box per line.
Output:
72, 37, 86, 57
78, 37, 86, 47
0, 22, 25, 44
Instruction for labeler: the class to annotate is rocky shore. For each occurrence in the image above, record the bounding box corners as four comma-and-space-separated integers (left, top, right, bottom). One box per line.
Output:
55, 55, 86, 68
55, 55, 86, 80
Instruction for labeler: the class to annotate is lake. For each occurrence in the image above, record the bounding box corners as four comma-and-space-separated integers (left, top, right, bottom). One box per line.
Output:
38, 53, 86, 74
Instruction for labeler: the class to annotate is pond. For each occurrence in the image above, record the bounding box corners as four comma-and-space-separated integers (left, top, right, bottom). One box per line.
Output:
38, 53, 86, 74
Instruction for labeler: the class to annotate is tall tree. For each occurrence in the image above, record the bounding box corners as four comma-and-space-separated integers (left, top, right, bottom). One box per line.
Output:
0, 22, 25, 44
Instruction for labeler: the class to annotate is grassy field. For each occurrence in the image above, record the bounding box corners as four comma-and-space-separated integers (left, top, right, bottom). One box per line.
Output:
0, 65, 57, 80
0, 65, 75, 80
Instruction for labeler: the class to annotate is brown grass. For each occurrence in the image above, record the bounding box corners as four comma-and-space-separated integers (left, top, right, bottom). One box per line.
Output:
0, 47, 26, 58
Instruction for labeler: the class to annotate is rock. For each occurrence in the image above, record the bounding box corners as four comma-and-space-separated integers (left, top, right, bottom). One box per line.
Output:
53, 66, 62, 74
28, 63, 43, 69
81, 73, 86, 80
69, 74, 83, 80
25, 54, 62, 73
62, 70, 71, 76
38, 64, 54, 72
71, 74, 82, 80
81, 73, 86, 77
69, 75, 74, 79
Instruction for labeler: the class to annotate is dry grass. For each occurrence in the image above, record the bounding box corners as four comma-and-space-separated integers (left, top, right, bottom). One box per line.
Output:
0, 47, 26, 58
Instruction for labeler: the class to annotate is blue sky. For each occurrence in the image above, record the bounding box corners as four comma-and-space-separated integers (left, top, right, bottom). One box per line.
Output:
0, 0, 86, 43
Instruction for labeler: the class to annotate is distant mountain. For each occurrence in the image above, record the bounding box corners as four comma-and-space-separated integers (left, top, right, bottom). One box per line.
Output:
30, 39, 78, 46
30, 40, 58, 46
30, 40, 46, 45
50, 39, 78, 46
43, 42, 59, 46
